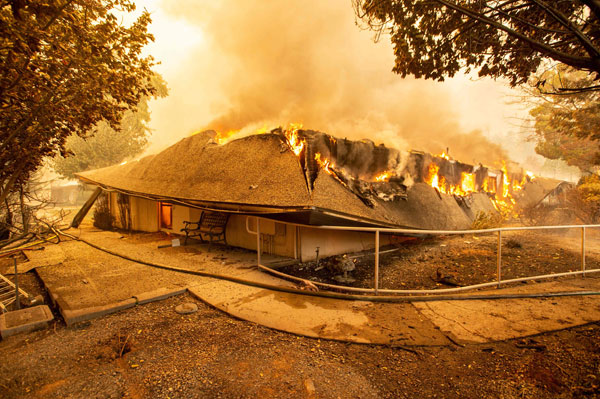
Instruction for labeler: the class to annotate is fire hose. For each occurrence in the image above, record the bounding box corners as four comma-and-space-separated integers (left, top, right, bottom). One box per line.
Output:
0, 234, 60, 257
53, 228, 600, 304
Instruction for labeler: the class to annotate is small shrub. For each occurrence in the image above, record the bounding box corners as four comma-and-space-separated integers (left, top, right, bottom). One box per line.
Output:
471, 211, 504, 230
505, 238, 522, 248
93, 193, 114, 230
520, 204, 553, 226
567, 174, 600, 223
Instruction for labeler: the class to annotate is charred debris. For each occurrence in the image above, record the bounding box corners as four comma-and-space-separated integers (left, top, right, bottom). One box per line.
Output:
269, 127, 529, 210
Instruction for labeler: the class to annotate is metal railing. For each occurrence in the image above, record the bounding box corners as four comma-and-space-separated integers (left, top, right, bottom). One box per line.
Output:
253, 219, 600, 295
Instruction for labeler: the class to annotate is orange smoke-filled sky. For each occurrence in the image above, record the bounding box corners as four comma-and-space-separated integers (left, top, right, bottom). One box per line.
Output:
132, 0, 538, 168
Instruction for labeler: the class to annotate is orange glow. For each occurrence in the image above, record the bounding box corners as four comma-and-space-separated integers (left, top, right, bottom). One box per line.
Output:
215, 129, 238, 144
314, 152, 335, 175
284, 123, 305, 156
425, 163, 477, 196
512, 179, 523, 191
213, 125, 270, 145
426, 163, 440, 190
375, 172, 390, 182
492, 199, 515, 215
422, 157, 535, 217
526, 171, 535, 180
501, 161, 511, 198
461, 172, 475, 193
438, 151, 451, 160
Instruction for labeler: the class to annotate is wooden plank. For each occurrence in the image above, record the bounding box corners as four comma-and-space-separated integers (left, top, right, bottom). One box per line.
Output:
71, 187, 103, 228
0, 273, 29, 299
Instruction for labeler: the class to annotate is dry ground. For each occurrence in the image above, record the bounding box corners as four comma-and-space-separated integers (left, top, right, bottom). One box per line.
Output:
1, 228, 600, 398
1, 293, 600, 399
280, 230, 600, 290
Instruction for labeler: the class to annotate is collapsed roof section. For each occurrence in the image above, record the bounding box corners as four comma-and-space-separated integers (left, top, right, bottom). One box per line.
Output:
76, 128, 533, 230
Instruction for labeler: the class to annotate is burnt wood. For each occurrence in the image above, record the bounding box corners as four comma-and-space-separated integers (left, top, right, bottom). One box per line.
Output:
181, 211, 229, 248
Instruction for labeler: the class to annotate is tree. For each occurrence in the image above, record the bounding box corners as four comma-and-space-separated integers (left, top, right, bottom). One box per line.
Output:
53, 74, 168, 179
527, 65, 600, 172
568, 173, 600, 222
0, 0, 156, 207
353, 0, 600, 90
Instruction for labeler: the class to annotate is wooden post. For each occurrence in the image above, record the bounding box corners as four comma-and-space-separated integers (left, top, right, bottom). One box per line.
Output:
71, 187, 102, 228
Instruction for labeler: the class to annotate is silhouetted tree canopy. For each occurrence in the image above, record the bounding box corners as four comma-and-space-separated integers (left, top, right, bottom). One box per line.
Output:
527, 65, 600, 172
353, 0, 600, 90
0, 0, 157, 205
53, 74, 168, 179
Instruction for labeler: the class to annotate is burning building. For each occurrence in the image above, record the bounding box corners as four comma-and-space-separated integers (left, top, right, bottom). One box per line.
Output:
75, 126, 535, 261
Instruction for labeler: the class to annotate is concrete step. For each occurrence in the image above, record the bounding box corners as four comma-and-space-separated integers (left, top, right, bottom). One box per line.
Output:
0, 305, 54, 338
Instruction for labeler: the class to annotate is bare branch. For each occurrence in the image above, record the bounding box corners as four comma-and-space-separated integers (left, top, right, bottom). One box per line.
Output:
433, 0, 600, 72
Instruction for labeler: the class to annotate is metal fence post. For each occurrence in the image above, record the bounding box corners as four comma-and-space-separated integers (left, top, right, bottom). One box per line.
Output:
497, 230, 502, 288
256, 218, 261, 266
14, 257, 20, 310
374, 230, 380, 294
582, 226, 586, 278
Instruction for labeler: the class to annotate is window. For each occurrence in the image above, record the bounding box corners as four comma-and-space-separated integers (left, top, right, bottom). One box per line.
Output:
159, 202, 172, 229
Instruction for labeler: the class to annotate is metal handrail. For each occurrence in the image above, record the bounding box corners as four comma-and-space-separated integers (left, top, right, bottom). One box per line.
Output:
255, 220, 600, 295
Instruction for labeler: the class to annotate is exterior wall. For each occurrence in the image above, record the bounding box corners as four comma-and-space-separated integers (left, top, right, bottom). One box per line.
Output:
108, 192, 122, 229
299, 227, 392, 262
130, 197, 159, 232
108, 193, 160, 232
226, 215, 297, 258
105, 195, 385, 260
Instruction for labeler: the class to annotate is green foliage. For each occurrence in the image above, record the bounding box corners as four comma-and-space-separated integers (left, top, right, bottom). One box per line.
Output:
53, 74, 168, 178
527, 66, 600, 172
354, 1, 600, 89
0, 0, 157, 205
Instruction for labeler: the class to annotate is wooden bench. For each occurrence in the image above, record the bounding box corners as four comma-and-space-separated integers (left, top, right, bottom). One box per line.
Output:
181, 211, 229, 248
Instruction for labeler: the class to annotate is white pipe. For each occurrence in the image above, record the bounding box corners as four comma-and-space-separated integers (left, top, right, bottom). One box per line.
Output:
497, 230, 502, 288
256, 218, 261, 266
374, 230, 379, 293
298, 223, 600, 235
293, 225, 298, 260
582, 226, 586, 277
246, 216, 258, 235
258, 265, 600, 295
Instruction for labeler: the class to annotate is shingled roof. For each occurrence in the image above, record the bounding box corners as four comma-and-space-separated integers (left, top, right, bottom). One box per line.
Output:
76, 130, 497, 230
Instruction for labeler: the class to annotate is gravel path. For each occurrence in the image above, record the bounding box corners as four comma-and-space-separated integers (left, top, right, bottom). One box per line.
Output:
1, 294, 599, 398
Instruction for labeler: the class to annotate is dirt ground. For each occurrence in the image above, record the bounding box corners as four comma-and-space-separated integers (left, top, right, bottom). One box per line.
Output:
2, 226, 600, 398
279, 230, 600, 290
0, 293, 599, 399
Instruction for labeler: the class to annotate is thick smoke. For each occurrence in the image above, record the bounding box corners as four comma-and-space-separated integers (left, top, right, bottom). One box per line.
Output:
160, 0, 508, 166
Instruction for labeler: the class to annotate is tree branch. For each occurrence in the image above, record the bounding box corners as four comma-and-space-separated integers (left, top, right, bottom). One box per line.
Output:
482, 3, 570, 35
433, 0, 600, 73
528, 0, 600, 59
0, 59, 74, 154
42, 0, 79, 31
0, 162, 26, 206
